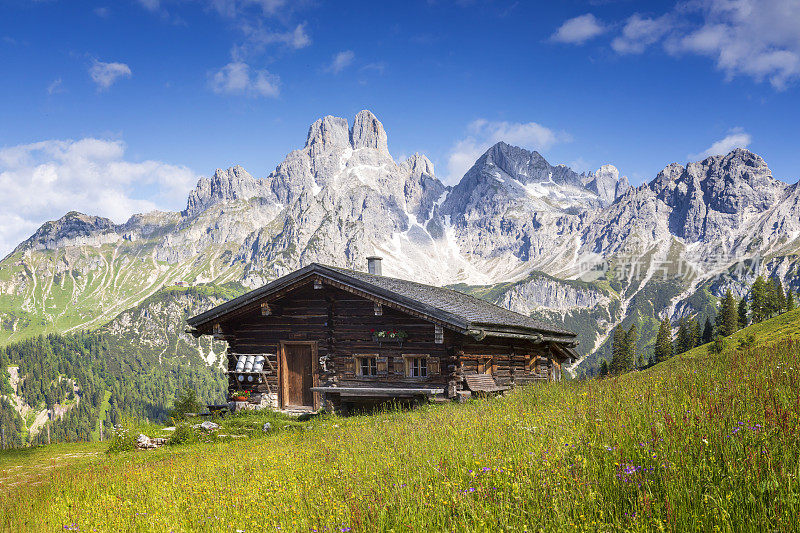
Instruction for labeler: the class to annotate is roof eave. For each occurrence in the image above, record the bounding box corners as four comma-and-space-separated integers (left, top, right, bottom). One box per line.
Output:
467, 321, 577, 339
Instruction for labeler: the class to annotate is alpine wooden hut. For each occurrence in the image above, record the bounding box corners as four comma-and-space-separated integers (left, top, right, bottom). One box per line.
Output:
187, 258, 580, 413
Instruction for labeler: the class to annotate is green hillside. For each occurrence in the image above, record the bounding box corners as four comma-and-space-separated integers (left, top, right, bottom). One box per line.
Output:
0, 285, 236, 446
0, 236, 246, 347
2, 307, 799, 531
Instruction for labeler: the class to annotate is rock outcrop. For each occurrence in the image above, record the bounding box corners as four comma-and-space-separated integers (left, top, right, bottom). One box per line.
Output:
12, 211, 119, 254
185, 165, 271, 216
583, 164, 630, 206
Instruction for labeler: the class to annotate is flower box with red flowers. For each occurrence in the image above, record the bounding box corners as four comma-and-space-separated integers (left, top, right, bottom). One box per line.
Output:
231, 390, 251, 402
371, 329, 408, 346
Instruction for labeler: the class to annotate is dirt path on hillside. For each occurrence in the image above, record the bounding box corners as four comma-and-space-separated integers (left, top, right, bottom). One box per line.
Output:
0, 451, 100, 489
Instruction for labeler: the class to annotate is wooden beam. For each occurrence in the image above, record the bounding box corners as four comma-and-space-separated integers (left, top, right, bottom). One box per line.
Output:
311, 386, 444, 398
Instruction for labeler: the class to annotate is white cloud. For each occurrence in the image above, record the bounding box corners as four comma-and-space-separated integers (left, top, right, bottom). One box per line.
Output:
89, 60, 132, 90
47, 78, 64, 95
551, 14, 606, 44
668, 0, 800, 89
285, 22, 311, 48
445, 119, 570, 184
0, 138, 199, 258
325, 50, 355, 74
360, 62, 386, 74
137, 0, 312, 65
689, 128, 752, 160
209, 61, 280, 97
611, 14, 672, 54
234, 21, 311, 58
137, 0, 160, 11
605, 0, 800, 89
243, 21, 310, 49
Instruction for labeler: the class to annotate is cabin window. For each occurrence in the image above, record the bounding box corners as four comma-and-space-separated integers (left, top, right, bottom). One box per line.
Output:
407, 357, 427, 377
357, 356, 378, 376
434, 324, 443, 344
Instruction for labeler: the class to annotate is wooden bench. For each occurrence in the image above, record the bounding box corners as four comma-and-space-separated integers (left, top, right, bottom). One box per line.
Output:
464, 374, 510, 394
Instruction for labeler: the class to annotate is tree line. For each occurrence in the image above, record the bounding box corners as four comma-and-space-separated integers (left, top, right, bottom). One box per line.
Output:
600, 275, 794, 376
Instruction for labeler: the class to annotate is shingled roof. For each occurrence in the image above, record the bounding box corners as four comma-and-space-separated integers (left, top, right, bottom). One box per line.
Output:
187, 263, 577, 340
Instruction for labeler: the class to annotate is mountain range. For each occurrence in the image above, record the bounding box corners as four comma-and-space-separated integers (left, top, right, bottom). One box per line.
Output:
2, 109, 799, 373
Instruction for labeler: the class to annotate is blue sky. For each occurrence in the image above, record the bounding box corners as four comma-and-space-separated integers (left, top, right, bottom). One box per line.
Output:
1, 0, 800, 255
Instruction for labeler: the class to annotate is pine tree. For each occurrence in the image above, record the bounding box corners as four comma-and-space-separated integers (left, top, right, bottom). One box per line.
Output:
654, 317, 673, 364
764, 278, 778, 318
787, 291, 795, 312
774, 278, 786, 315
751, 275, 767, 323
691, 319, 701, 348
675, 319, 691, 354
610, 328, 625, 375
703, 316, 714, 344
625, 324, 638, 370
738, 295, 749, 329
720, 290, 738, 336
599, 359, 609, 377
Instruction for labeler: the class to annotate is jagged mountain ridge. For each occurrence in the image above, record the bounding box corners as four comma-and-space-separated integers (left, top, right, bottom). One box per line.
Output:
1, 110, 798, 371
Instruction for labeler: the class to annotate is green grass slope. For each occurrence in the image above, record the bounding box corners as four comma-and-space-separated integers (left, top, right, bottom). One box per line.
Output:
1, 312, 799, 531
0, 241, 247, 347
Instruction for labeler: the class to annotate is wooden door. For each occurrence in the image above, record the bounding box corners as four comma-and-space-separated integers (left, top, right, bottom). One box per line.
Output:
282, 343, 315, 407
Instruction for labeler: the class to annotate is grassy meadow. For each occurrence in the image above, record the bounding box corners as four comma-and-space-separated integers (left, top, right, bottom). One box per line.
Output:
1, 313, 800, 531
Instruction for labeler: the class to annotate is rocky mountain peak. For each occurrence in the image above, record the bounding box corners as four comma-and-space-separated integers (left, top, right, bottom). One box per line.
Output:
185, 165, 269, 216
650, 148, 783, 209
12, 211, 118, 255
480, 142, 590, 190
718, 147, 768, 169
596, 164, 619, 180
350, 110, 389, 153
583, 164, 630, 206
441, 141, 610, 260
635, 148, 787, 243
305, 115, 350, 150
484, 142, 547, 179
404, 153, 435, 179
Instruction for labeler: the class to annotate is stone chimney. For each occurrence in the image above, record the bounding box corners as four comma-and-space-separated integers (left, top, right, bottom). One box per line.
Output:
367, 256, 383, 276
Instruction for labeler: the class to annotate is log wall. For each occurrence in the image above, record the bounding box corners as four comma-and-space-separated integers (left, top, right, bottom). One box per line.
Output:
455, 341, 557, 387
220, 281, 453, 407
215, 278, 564, 409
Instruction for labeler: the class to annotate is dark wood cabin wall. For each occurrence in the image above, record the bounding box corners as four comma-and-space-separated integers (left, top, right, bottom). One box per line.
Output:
456, 340, 556, 385
222, 283, 329, 398
328, 291, 451, 389
215, 279, 569, 400
220, 283, 454, 397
